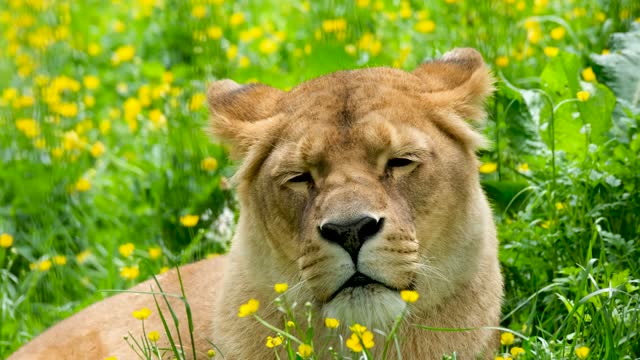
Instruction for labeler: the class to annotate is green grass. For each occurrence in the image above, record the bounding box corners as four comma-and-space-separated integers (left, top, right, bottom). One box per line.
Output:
1, 0, 640, 358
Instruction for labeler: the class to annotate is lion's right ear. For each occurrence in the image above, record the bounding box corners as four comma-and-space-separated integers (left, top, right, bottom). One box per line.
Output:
207, 80, 284, 158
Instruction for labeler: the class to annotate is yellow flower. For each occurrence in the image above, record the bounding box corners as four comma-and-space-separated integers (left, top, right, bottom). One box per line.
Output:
325, 317, 340, 328
400, 290, 419, 303
555, 202, 566, 210
15, 118, 39, 138
75, 178, 91, 192
259, 39, 278, 55
297, 344, 313, 358
415, 20, 436, 33
346, 330, 374, 352
120, 265, 140, 280
83, 75, 100, 90
550, 26, 566, 40
90, 141, 105, 157
265, 335, 283, 348
112, 45, 136, 65
189, 92, 207, 111
510, 346, 525, 357
159, 266, 169, 274
517, 163, 529, 172
575, 346, 590, 359
198, 157, 218, 173
207, 26, 223, 40
53, 255, 67, 265
238, 298, 260, 317
495, 56, 509, 68
207, 349, 216, 357
148, 247, 162, 259
356, 0, 369, 8
147, 330, 160, 342
76, 250, 91, 264
226, 44, 238, 60
500, 332, 515, 346
495, 357, 505, 360
119, 242, 135, 257
180, 214, 199, 227
38, 259, 52, 272
132, 307, 152, 320
238, 56, 251, 68
527, 28, 542, 44
582, 67, 596, 82
1, 233, 14, 248
229, 12, 245, 26
577, 90, 590, 102
544, 46, 559, 57
88, 43, 101, 56
112, 20, 125, 33
287, 320, 295, 328
479, 162, 498, 174
274, 283, 288, 293
192, 5, 206, 18
104, 357, 117, 360
149, 109, 166, 128
349, 323, 367, 335
84, 95, 95, 108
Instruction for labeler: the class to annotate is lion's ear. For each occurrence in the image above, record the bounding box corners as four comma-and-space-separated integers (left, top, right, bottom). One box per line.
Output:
413, 48, 495, 122
207, 80, 284, 157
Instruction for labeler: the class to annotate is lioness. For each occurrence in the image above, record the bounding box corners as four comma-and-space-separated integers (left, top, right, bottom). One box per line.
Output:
10, 48, 503, 360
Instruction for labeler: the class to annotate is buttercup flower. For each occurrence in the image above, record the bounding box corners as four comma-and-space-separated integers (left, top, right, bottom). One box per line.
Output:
325, 317, 340, 328
120, 266, 140, 280
500, 332, 515, 346
207, 349, 216, 357
577, 90, 590, 102
132, 307, 152, 320
265, 335, 283, 348
575, 346, 590, 359
479, 162, 498, 174
495, 56, 509, 68
180, 214, 199, 227
400, 290, 419, 303
510, 346, 525, 357
119, 243, 135, 257
0, 233, 13, 248
582, 67, 596, 82
147, 330, 160, 342
346, 329, 375, 352
201, 157, 218, 171
53, 255, 67, 265
238, 298, 259, 317
274, 283, 288, 293
148, 247, 162, 259
297, 344, 313, 358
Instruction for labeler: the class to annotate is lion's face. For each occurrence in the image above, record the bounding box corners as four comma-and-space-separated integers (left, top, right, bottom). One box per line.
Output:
208, 48, 494, 327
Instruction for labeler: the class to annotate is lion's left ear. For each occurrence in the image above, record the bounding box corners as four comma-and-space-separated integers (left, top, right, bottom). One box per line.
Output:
413, 48, 495, 123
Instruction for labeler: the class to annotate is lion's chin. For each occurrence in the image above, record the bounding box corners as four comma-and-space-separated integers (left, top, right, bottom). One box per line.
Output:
321, 284, 406, 330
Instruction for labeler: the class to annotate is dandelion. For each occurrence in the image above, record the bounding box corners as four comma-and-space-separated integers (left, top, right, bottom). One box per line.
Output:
83, 75, 100, 90
265, 335, 283, 348
400, 290, 419, 303
147, 330, 160, 342
120, 265, 140, 280
207, 349, 216, 357
297, 344, 313, 358
582, 67, 596, 82
238, 298, 260, 317
119, 242, 135, 257
577, 90, 590, 102
325, 317, 340, 328
414, 20, 436, 33
53, 255, 67, 265
500, 332, 515, 346
274, 283, 288, 293
192, 5, 206, 18
479, 162, 497, 174
1, 233, 14, 248
510, 346, 525, 357
575, 346, 590, 359
75, 178, 91, 192
180, 214, 199, 227
38, 259, 52, 272
544, 46, 559, 57
550, 26, 566, 40
132, 307, 152, 320
495, 56, 509, 68
148, 247, 162, 259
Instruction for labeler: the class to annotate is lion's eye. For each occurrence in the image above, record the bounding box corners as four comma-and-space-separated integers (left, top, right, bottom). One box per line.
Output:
288, 173, 313, 183
387, 158, 414, 168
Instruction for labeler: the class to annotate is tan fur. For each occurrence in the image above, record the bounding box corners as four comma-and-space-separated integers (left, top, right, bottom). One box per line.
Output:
10, 48, 503, 360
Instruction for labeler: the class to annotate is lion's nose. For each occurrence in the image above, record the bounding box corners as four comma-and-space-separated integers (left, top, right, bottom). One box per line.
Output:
318, 216, 384, 263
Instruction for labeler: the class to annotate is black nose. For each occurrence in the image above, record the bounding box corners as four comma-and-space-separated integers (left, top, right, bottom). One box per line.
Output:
318, 216, 384, 262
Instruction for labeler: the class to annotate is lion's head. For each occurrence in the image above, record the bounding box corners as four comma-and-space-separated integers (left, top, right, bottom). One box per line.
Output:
208, 48, 495, 328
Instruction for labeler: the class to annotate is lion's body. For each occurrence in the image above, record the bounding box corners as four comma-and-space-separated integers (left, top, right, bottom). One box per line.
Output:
11, 48, 503, 360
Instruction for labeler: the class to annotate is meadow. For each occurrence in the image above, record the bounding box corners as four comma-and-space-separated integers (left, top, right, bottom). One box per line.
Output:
1, 0, 640, 359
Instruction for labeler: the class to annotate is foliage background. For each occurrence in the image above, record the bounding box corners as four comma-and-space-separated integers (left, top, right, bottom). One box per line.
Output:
1, 0, 640, 358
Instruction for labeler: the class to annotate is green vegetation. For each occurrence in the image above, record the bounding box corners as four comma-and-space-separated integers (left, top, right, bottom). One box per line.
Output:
1, 0, 639, 358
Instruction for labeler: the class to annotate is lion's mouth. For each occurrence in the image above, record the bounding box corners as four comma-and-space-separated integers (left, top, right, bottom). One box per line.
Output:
328, 272, 390, 301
